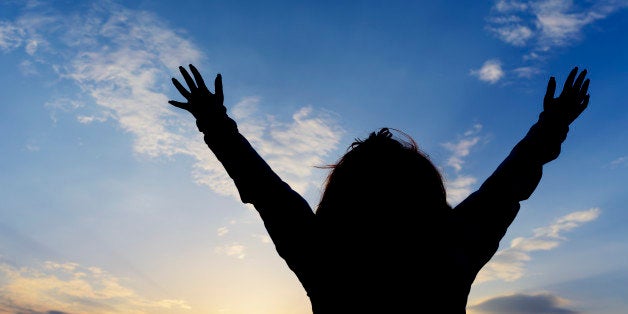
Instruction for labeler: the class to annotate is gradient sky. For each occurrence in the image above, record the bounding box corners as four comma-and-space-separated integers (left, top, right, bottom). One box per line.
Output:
1, 0, 627, 313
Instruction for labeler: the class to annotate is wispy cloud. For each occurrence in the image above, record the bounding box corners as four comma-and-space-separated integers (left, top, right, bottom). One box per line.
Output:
443, 124, 483, 172
493, 0, 529, 12
513, 66, 542, 78
4, 1, 343, 200
25, 140, 40, 152
609, 156, 628, 168
253, 234, 272, 244
77, 115, 108, 124
19, 59, 39, 76
468, 292, 579, 314
480, 0, 627, 83
486, 21, 533, 47
476, 207, 600, 283
214, 243, 247, 259
442, 124, 483, 205
446, 175, 479, 206
0, 21, 24, 51
217, 227, 229, 236
470, 59, 504, 84
44, 98, 84, 124
0, 260, 190, 313
231, 99, 343, 194
486, 0, 628, 63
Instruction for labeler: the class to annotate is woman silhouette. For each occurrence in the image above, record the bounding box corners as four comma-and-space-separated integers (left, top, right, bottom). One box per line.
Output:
169, 65, 590, 313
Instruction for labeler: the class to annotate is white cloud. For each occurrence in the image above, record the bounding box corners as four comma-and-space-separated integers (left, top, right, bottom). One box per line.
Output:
494, 0, 529, 12
443, 124, 482, 172
25, 38, 38, 54
0, 21, 24, 51
217, 227, 229, 236
228, 99, 343, 194
488, 24, 533, 46
442, 124, 483, 205
253, 234, 272, 244
610, 156, 627, 168
476, 207, 600, 283
77, 115, 108, 124
2, 13, 57, 55
0, 260, 190, 313
6, 2, 343, 200
25, 143, 40, 152
483, 0, 627, 83
471, 60, 504, 84
487, 0, 628, 50
190, 99, 342, 197
44, 98, 85, 124
445, 175, 478, 206
19, 59, 38, 76
513, 66, 541, 78
522, 51, 540, 60
214, 243, 246, 259
443, 137, 480, 172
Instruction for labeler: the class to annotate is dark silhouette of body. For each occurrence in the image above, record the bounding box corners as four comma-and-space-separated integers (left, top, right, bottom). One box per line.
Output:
169, 65, 590, 313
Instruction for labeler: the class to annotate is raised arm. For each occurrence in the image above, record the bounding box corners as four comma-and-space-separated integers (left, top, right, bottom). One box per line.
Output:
169, 65, 319, 292
453, 67, 590, 273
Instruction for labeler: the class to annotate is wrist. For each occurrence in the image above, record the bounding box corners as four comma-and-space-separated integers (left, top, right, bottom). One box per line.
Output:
196, 116, 238, 134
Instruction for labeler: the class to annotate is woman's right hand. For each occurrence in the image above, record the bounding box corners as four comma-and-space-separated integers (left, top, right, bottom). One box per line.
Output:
543, 66, 590, 126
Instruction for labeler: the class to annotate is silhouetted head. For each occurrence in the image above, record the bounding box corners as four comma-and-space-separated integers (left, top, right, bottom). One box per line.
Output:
316, 128, 450, 233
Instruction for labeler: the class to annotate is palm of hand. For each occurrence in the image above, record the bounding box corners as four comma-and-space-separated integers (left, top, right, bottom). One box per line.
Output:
543, 67, 590, 125
169, 64, 225, 120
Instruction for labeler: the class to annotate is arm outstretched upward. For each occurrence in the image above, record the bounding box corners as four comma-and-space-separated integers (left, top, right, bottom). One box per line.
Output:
453, 66, 590, 289
169, 64, 320, 299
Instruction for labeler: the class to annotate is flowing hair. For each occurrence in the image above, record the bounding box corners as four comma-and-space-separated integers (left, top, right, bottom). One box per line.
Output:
316, 128, 448, 223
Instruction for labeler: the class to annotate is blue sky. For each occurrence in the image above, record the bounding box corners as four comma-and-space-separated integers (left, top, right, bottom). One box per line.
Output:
0, 0, 627, 313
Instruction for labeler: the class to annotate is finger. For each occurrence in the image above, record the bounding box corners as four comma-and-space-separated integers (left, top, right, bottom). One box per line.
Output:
215, 73, 223, 101
172, 78, 191, 99
573, 94, 590, 121
544, 76, 556, 103
562, 66, 578, 92
573, 69, 587, 90
168, 100, 190, 111
179, 66, 197, 91
189, 64, 209, 93
578, 79, 590, 100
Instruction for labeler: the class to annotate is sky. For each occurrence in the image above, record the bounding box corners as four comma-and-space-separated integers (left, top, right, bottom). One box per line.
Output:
0, 0, 627, 313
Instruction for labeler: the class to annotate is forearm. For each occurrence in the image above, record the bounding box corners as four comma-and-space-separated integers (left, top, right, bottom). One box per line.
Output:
199, 115, 320, 292
198, 115, 284, 205
481, 110, 569, 201
455, 110, 570, 271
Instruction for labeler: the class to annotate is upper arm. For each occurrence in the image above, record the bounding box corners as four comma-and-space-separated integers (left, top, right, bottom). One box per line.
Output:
254, 184, 319, 279
208, 130, 320, 291
453, 187, 521, 273
452, 117, 566, 272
